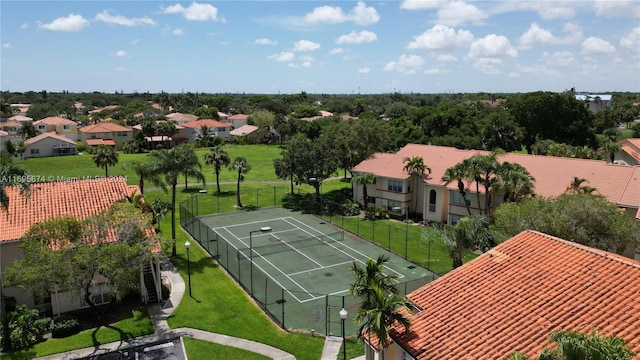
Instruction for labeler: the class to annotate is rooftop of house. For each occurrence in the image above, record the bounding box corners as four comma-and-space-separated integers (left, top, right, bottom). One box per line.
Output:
79, 122, 133, 133
1, 121, 22, 128
181, 119, 231, 128
575, 94, 613, 102
353, 144, 640, 213
230, 124, 259, 136
0, 177, 139, 242
385, 230, 640, 359
24, 131, 76, 146
8, 115, 33, 122
619, 138, 640, 163
34, 117, 76, 126
0, 130, 8, 136
165, 112, 198, 123
228, 114, 249, 120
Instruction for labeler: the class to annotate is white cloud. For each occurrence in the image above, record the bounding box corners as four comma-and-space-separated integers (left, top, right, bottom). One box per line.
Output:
38, 13, 89, 32
161, 2, 223, 22
407, 24, 473, 51
513, 63, 561, 78
400, 0, 445, 10
255, 38, 278, 45
468, 34, 517, 59
518, 22, 583, 49
298, 54, 315, 62
132, 38, 141, 45
490, 2, 575, 20
620, 27, 640, 55
293, 40, 320, 52
301, 61, 312, 68
540, 51, 575, 66
436, 1, 487, 27
2, 43, 10, 49
94, 11, 155, 26
593, 0, 640, 18
268, 51, 295, 62
437, 54, 458, 62
115, 50, 128, 57
304, 1, 379, 26
358, 67, 370, 73
383, 54, 425, 74
20, 23, 29, 30
336, 30, 377, 44
472, 58, 503, 74
581, 37, 616, 55
330, 48, 344, 55
162, 26, 185, 36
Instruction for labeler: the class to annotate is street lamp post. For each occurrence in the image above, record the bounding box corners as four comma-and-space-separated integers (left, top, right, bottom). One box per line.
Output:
249, 227, 271, 297
339, 307, 348, 360
185, 241, 192, 297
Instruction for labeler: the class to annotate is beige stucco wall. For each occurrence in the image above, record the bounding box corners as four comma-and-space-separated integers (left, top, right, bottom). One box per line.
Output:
24, 137, 77, 158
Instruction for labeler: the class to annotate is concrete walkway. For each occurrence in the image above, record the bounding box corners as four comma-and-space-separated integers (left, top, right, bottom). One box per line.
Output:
36, 256, 343, 360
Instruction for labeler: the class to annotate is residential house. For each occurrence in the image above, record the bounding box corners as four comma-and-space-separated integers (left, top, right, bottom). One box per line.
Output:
230, 124, 259, 138
227, 114, 249, 128
79, 122, 133, 150
352, 144, 640, 260
218, 112, 230, 122
181, 119, 232, 142
33, 116, 78, 141
616, 138, 640, 166
132, 121, 188, 148
0, 178, 162, 317
575, 94, 612, 114
10, 103, 31, 116
24, 132, 77, 158
165, 112, 198, 125
8, 115, 33, 123
365, 230, 640, 360
1, 120, 23, 137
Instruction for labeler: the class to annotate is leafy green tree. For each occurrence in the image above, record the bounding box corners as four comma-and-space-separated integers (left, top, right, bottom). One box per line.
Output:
491, 194, 640, 254
150, 145, 205, 256
3, 141, 16, 158
203, 146, 231, 193
4, 203, 155, 320
1, 304, 50, 351
403, 156, 431, 214
193, 106, 220, 120
352, 173, 376, 209
0, 160, 30, 210
92, 145, 119, 177
228, 157, 251, 208
436, 214, 494, 268
155, 121, 177, 148
493, 162, 535, 203
122, 160, 166, 194
14, 141, 26, 160
479, 110, 524, 152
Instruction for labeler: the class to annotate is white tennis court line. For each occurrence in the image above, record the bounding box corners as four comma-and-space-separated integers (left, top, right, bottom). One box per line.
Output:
287, 260, 356, 277
217, 226, 316, 303
283, 217, 405, 279
260, 231, 323, 267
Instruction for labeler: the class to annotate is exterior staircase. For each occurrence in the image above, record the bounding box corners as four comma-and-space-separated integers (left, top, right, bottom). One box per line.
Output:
143, 264, 159, 303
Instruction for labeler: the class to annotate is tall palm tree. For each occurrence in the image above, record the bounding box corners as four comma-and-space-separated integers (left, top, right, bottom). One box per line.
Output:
228, 157, 251, 208
602, 140, 621, 163
402, 156, 431, 214
356, 284, 412, 360
438, 215, 493, 268
17, 121, 37, 140
204, 146, 231, 193
174, 145, 202, 189
493, 162, 535, 203
565, 176, 597, 195
92, 145, 118, 177
442, 163, 472, 215
122, 160, 165, 194
350, 255, 399, 310
352, 173, 376, 209
0, 160, 31, 210
150, 147, 205, 256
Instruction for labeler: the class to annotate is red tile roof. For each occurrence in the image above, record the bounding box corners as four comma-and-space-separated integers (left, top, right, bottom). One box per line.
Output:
230, 124, 259, 136
165, 112, 198, 123
80, 123, 132, 133
228, 114, 249, 120
619, 138, 640, 164
389, 230, 640, 359
1, 121, 22, 128
8, 115, 33, 122
86, 139, 116, 146
0, 178, 139, 242
24, 132, 76, 146
34, 116, 76, 126
181, 119, 231, 129
0, 130, 8, 136
354, 144, 640, 213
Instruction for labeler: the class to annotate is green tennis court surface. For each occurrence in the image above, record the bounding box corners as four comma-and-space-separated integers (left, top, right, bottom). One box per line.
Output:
184, 207, 437, 335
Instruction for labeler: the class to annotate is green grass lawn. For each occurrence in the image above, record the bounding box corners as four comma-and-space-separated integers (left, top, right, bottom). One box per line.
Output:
183, 337, 271, 360
4, 307, 154, 360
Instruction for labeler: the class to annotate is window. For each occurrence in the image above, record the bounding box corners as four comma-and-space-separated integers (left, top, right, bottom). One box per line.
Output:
30, 148, 39, 155
366, 196, 376, 205
90, 134, 97, 139
429, 190, 436, 212
451, 191, 470, 206
38, 125, 45, 130
387, 180, 403, 193
117, 132, 128, 137
62, 125, 71, 131
451, 215, 463, 226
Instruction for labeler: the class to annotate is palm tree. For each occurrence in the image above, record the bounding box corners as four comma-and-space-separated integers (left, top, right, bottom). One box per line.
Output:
565, 176, 597, 195
352, 173, 376, 209
442, 163, 472, 215
122, 160, 165, 194
467, 151, 503, 216
602, 141, 621, 163
438, 215, 493, 268
17, 121, 37, 140
493, 162, 535, 203
92, 145, 118, 177
15, 141, 26, 160
350, 255, 399, 310
150, 146, 205, 256
356, 284, 411, 360
228, 157, 251, 208
203, 146, 231, 193
174, 145, 202, 189
402, 156, 431, 214
0, 160, 31, 210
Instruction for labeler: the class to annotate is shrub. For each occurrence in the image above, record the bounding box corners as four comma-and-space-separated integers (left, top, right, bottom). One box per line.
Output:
51, 315, 81, 338
1, 305, 50, 351
76, 141, 86, 153
342, 201, 361, 216
365, 205, 389, 220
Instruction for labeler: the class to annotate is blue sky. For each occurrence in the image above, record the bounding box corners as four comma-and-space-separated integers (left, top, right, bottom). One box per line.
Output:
1, 1, 639, 94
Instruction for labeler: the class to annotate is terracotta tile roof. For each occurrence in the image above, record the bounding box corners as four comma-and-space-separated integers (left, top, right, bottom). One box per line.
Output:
86, 139, 116, 146
218, 111, 229, 118
388, 230, 640, 359
228, 114, 249, 120
165, 112, 198, 123
8, 115, 33, 122
24, 132, 76, 146
0, 178, 139, 242
230, 124, 259, 136
80, 123, 132, 133
0, 130, 8, 136
34, 116, 76, 126
354, 144, 640, 210
619, 138, 640, 163
181, 119, 231, 129
319, 110, 333, 117
1, 121, 23, 128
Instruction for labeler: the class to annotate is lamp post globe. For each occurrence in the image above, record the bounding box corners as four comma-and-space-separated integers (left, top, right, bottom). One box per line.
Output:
339, 308, 348, 360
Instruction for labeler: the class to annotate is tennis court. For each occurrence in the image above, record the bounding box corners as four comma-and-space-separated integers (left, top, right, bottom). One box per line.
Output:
183, 206, 437, 335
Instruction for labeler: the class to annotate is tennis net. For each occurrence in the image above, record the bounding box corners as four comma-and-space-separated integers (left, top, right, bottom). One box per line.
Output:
238, 231, 343, 258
